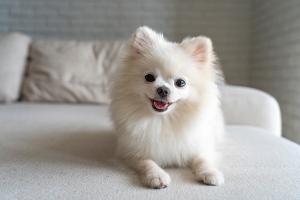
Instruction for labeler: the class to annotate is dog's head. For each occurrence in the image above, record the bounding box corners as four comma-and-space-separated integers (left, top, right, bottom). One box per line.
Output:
120, 27, 219, 114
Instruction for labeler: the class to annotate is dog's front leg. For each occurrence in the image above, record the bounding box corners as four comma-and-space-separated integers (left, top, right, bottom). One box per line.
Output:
124, 158, 171, 189
192, 154, 224, 186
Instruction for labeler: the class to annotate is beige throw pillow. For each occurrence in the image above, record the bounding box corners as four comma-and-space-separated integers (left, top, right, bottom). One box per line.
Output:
0, 33, 31, 102
22, 40, 127, 104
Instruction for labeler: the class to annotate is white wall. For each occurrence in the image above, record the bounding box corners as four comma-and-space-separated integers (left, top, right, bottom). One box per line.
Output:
0, 0, 251, 86
251, 0, 300, 143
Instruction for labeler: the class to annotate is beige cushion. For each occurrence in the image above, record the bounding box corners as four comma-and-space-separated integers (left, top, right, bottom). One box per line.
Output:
22, 40, 127, 104
0, 33, 31, 102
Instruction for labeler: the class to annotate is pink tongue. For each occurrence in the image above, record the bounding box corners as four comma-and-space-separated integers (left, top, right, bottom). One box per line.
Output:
153, 101, 168, 110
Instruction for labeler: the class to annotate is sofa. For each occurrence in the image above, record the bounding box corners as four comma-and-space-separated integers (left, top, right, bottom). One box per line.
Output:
1, 33, 300, 200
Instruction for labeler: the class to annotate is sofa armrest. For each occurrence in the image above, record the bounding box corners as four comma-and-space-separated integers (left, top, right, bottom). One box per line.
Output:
220, 85, 281, 136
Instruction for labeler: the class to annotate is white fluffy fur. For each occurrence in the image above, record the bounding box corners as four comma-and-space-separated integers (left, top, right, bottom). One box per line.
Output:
109, 26, 224, 188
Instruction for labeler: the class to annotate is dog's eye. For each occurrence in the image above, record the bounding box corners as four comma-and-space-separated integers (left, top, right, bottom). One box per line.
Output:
175, 79, 186, 87
145, 74, 155, 82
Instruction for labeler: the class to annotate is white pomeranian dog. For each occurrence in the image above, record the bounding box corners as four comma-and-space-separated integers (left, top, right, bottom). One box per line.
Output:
109, 26, 224, 189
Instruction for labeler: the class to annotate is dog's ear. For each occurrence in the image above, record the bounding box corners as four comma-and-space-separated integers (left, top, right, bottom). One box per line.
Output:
130, 26, 163, 55
181, 36, 215, 65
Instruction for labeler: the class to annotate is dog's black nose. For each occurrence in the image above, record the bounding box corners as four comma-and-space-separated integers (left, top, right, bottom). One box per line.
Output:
157, 86, 170, 98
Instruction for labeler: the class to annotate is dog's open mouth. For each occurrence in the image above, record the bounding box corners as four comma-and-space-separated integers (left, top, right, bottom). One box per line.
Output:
150, 99, 173, 112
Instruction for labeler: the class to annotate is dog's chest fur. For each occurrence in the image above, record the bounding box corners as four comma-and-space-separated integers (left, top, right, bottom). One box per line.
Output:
119, 114, 215, 167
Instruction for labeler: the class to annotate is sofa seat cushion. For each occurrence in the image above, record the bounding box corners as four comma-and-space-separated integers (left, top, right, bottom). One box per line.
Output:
21, 40, 127, 104
0, 103, 299, 199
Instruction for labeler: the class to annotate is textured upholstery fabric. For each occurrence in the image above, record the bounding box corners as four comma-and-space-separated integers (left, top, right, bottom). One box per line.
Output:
0, 33, 31, 102
1, 103, 299, 200
220, 85, 281, 136
22, 40, 127, 104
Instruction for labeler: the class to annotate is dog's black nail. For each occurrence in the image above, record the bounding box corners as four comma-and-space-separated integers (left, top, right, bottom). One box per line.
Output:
153, 185, 167, 189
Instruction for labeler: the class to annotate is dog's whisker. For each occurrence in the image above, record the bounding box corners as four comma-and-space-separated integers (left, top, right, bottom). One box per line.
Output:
181, 101, 201, 118
114, 92, 131, 100
144, 65, 155, 74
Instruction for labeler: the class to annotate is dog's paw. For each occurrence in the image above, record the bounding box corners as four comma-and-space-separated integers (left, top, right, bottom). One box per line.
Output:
196, 167, 224, 186
141, 168, 171, 189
